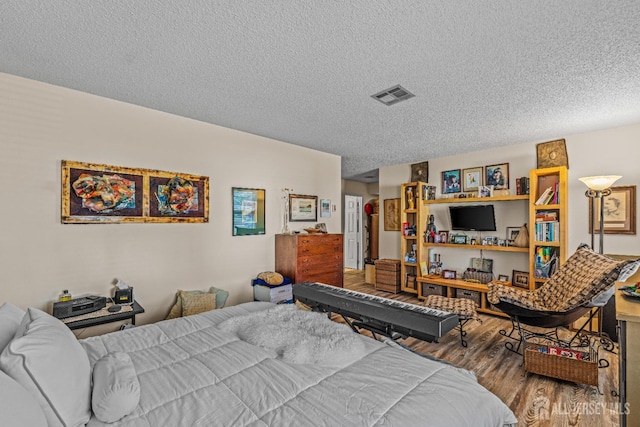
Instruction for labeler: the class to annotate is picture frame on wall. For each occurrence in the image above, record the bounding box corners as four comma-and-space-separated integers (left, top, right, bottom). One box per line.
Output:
232, 187, 265, 236
289, 194, 318, 221
536, 139, 569, 169
589, 185, 636, 234
462, 166, 483, 192
442, 169, 461, 194
384, 198, 401, 231
320, 198, 331, 218
410, 161, 429, 183
61, 160, 209, 224
486, 163, 509, 190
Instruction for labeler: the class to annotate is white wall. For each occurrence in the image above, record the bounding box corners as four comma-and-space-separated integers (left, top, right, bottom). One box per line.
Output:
0, 73, 341, 331
379, 125, 640, 276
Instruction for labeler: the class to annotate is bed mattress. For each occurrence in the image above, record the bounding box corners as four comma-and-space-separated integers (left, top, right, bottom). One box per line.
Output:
81, 302, 516, 426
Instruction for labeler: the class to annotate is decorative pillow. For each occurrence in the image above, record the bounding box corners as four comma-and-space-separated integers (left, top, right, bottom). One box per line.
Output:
165, 286, 229, 320
92, 352, 140, 423
0, 302, 25, 353
0, 308, 91, 427
0, 370, 47, 427
257, 271, 284, 285
181, 291, 216, 316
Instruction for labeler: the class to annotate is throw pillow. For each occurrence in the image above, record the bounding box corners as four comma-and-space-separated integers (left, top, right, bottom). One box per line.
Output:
0, 302, 25, 353
180, 291, 216, 316
0, 370, 47, 427
257, 271, 284, 285
0, 308, 92, 427
165, 286, 229, 320
92, 352, 141, 423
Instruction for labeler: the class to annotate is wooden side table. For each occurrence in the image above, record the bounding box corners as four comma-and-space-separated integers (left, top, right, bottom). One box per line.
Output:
62, 301, 145, 330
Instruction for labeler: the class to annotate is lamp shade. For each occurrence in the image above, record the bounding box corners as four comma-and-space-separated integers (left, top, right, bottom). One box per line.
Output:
579, 175, 622, 191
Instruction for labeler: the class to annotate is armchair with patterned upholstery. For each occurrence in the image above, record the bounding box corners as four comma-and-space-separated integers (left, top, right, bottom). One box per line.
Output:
487, 244, 640, 353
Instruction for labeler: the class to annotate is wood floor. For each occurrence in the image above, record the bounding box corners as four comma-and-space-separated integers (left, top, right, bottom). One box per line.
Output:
341, 269, 621, 427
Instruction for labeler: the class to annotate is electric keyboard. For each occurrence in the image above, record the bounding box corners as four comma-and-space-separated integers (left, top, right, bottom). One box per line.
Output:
293, 282, 459, 342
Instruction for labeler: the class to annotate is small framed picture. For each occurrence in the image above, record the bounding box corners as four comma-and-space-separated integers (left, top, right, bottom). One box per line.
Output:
470, 238, 477, 245
439, 230, 449, 244
512, 270, 530, 289
442, 169, 461, 194
290, 194, 318, 222
498, 274, 509, 282
462, 167, 483, 192
486, 163, 509, 190
452, 234, 467, 244
506, 226, 521, 241
478, 185, 493, 198
443, 270, 457, 279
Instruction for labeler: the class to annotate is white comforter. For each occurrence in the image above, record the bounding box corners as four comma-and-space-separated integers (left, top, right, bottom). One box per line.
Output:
81, 302, 517, 426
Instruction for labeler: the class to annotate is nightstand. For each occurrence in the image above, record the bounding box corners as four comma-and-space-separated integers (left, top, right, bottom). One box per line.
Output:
62, 301, 145, 330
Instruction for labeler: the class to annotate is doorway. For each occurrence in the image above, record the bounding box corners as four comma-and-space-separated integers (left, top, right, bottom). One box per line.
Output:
344, 195, 363, 269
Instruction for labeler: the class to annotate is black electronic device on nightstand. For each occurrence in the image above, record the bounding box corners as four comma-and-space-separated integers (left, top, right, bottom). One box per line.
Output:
52, 295, 107, 319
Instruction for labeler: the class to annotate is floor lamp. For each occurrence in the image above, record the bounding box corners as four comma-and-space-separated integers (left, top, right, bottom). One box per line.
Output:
579, 175, 622, 254
579, 175, 622, 354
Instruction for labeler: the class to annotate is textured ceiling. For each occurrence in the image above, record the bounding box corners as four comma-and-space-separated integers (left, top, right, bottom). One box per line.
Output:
2, 1, 640, 182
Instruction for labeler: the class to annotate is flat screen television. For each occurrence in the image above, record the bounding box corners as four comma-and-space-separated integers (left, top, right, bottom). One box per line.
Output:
449, 204, 496, 232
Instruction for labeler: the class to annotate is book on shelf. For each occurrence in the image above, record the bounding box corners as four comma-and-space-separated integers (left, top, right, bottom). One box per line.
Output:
535, 186, 557, 205
535, 210, 558, 222
516, 177, 530, 195
534, 221, 560, 242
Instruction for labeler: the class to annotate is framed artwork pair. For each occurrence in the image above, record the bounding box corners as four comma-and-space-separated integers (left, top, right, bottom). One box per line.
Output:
62, 160, 209, 224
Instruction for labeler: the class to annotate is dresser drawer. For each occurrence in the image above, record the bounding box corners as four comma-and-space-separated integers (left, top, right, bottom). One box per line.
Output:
296, 240, 342, 256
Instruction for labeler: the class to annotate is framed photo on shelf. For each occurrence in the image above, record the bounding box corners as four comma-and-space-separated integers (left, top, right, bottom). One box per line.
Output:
438, 230, 449, 244
589, 185, 636, 235
442, 270, 457, 280
442, 169, 461, 194
512, 270, 530, 289
289, 194, 318, 222
486, 163, 509, 190
478, 185, 493, 198
506, 226, 521, 241
452, 234, 467, 244
498, 274, 509, 282
462, 167, 483, 192
384, 198, 401, 231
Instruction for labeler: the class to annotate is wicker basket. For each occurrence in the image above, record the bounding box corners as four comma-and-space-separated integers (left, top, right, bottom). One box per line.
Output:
375, 259, 401, 293
523, 342, 598, 386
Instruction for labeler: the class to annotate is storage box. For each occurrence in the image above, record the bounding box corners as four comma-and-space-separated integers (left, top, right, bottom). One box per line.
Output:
375, 259, 401, 293
253, 282, 293, 304
421, 282, 445, 297
455, 288, 481, 306
364, 264, 376, 284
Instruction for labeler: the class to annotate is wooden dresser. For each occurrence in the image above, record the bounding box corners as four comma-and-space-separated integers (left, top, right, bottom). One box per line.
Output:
275, 233, 344, 287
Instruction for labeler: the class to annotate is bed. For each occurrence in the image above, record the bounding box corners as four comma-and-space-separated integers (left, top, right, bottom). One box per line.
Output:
0, 301, 517, 426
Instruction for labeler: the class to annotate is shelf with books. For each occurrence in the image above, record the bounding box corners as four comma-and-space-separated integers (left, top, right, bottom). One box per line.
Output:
400, 182, 429, 294
529, 167, 568, 289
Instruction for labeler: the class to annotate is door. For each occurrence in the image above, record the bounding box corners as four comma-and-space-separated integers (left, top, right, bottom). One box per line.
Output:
344, 195, 363, 269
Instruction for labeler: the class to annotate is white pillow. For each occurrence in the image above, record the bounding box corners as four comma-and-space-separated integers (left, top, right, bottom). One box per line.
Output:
0, 302, 25, 353
92, 352, 141, 423
0, 370, 47, 426
0, 308, 91, 427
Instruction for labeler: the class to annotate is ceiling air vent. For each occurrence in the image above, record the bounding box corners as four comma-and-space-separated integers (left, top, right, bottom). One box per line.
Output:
371, 85, 415, 106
